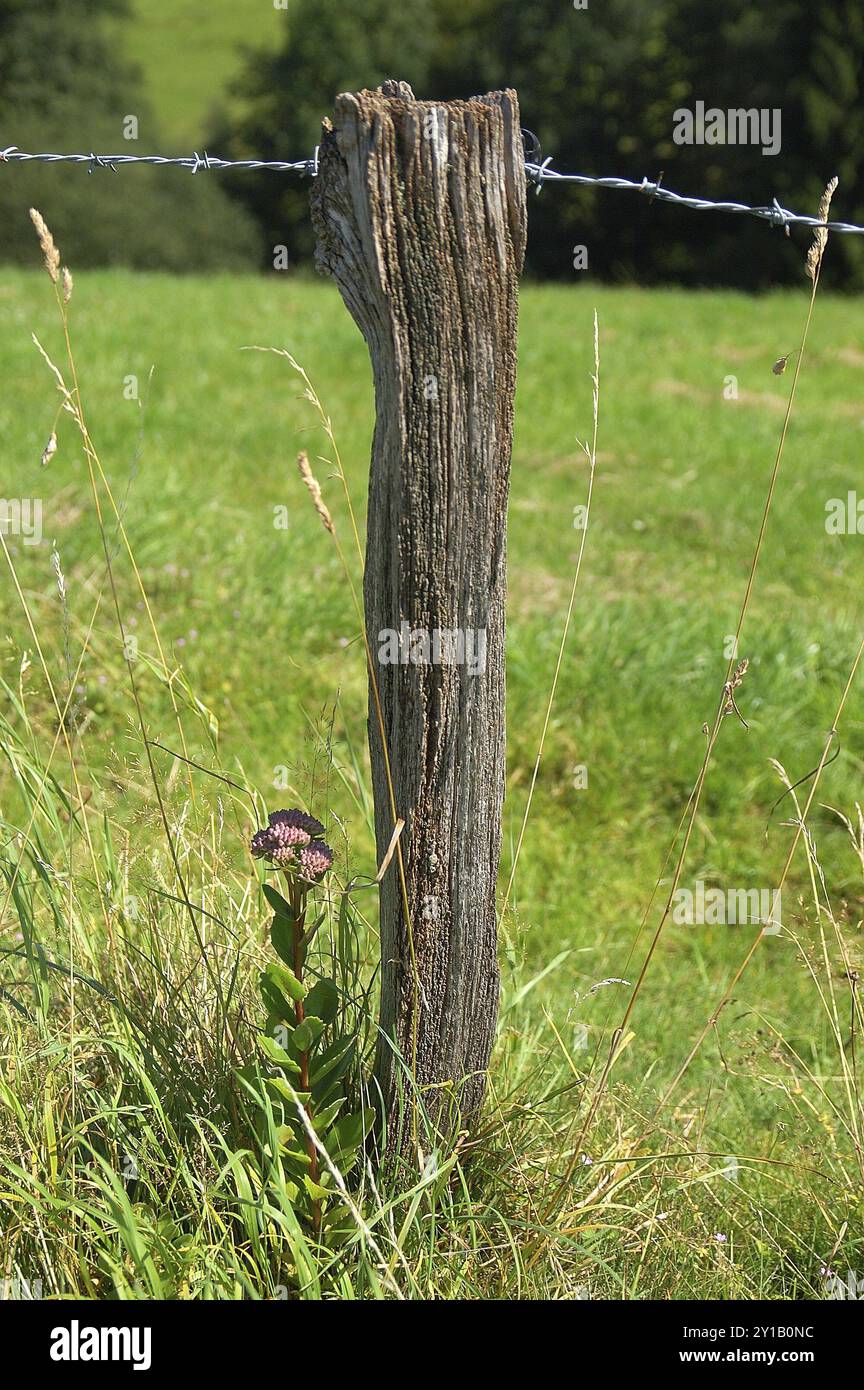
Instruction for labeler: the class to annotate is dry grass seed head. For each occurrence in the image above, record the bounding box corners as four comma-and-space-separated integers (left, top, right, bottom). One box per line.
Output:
29, 208, 60, 284
806, 176, 839, 282
41, 432, 57, 468
723, 657, 750, 718
297, 451, 334, 534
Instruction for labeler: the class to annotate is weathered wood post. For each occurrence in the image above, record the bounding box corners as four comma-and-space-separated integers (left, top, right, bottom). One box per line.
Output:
311, 82, 526, 1146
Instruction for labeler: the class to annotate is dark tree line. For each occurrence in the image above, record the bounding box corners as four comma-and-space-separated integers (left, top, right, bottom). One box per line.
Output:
2, 0, 863, 286
212, 0, 864, 288
0, 0, 258, 270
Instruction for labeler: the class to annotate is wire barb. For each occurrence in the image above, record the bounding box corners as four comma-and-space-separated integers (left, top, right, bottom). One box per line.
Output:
88, 152, 116, 174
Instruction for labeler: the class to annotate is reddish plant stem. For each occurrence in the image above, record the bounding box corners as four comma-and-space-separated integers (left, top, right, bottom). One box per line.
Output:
284, 870, 320, 1232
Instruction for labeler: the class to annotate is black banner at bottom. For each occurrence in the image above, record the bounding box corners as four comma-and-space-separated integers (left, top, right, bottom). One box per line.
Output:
0, 1296, 853, 1376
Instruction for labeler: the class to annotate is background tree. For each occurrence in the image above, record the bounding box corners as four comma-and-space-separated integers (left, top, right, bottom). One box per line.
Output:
0, 0, 258, 270
216, 0, 864, 288
211, 0, 439, 271
793, 0, 864, 288
437, 0, 823, 286
2, 0, 863, 285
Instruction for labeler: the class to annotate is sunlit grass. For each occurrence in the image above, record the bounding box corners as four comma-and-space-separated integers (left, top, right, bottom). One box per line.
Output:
110, 0, 283, 150
0, 268, 862, 1297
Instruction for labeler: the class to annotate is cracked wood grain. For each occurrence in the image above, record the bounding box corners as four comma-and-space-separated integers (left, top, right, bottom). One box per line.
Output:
311, 82, 526, 1146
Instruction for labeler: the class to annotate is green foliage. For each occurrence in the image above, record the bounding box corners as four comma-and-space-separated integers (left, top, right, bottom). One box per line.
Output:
210, 0, 439, 269
0, 0, 260, 270
1, 270, 863, 1296
435, 0, 849, 286
206, 0, 864, 287
5, 0, 864, 283
242, 890, 373, 1244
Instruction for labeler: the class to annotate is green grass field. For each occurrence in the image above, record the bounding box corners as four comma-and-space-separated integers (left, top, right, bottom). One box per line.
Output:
112, 0, 283, 148
1, 262, 862, 1298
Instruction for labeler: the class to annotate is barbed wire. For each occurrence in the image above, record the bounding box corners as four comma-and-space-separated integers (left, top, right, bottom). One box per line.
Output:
524, 161, 861, 236
0, 145, 318, 177
2, 140, 862, 237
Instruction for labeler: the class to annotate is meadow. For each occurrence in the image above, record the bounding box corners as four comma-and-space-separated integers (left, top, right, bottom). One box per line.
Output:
111, 0, 283, 148
0, 260, 862, 1298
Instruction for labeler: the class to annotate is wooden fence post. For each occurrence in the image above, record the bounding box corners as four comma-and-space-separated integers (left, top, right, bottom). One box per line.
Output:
311, 82, 526, 1146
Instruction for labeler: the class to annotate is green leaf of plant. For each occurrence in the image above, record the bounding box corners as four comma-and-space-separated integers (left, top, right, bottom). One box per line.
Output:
292, 1015, 325, 1052
309, 1036, 355, 1103
303, 1175, 331, 1202
321, 1202, 356, 1245
310, 1097, 345, 1134
266, 1076, 309, 1105
259, 975, 292, 1022
263, 883, 296, 920
263, 961, 306, 1004
275, 1127, 312, 1168
303, 977, 339, 1026
333, 1146, 360, 1178
257, 1034, 301, 1073
270, 915, 296, 968
330, 1107, 374, 1161
263, 1010, 296, 1043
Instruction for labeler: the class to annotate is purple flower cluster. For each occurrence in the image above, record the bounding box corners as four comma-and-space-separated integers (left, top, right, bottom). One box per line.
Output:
251, 808, 333, 880
297, 841, 334, 880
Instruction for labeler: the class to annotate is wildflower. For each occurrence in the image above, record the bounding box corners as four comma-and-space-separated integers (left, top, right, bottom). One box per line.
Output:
268, 844, 299, 866
250, 807, 330, 876
250, 820, 308, 859
298, 841, 334, 881
270, 808, 325, 838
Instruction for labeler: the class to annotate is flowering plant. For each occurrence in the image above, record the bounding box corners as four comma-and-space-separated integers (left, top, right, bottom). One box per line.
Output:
243, 809, 371, 1236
